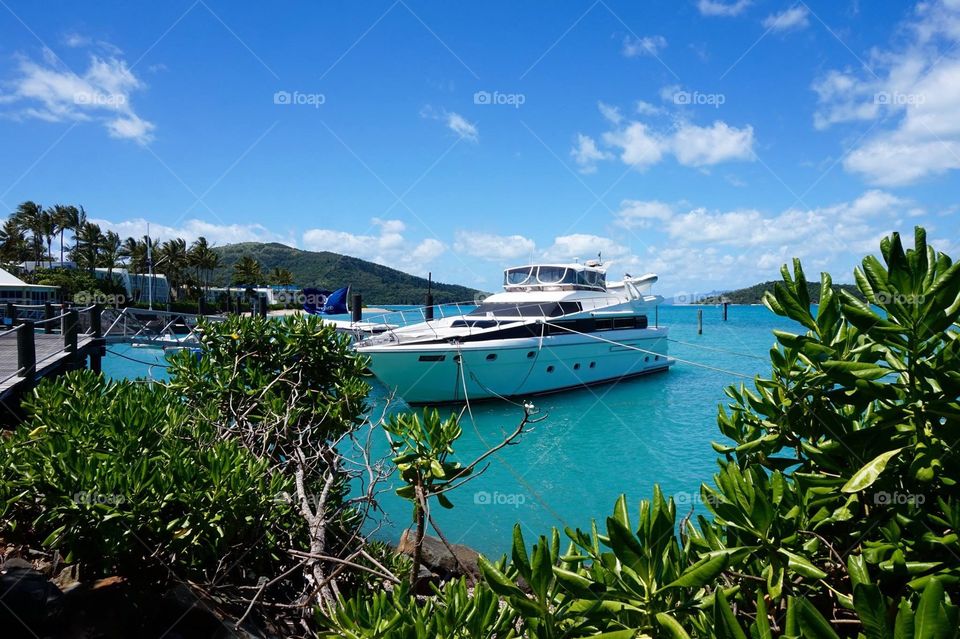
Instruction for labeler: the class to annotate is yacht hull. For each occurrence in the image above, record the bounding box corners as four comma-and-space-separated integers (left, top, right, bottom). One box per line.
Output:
359, 327, 671, 404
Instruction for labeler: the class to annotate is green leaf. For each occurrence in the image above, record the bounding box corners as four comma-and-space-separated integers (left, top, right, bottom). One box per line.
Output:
853, 584, 889, 639
778, 548, 827, 579
655, 612, 692, 639
793, 597, 840, 639
915, 577, 946, 639
713, 588, 748, 639
753, 592, 773, 639
842, 448, 904, 493
666, 551, 730, 589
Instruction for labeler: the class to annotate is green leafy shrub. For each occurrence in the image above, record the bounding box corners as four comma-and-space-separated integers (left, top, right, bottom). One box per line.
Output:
0, 371, 300, 581
166, 313, 370, 440
320, 227, 960, 637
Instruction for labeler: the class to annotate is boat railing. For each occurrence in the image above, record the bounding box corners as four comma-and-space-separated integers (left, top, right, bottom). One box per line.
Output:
354, 294, 648, 345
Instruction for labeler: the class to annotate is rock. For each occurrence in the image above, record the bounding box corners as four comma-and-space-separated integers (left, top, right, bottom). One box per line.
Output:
0, 558, 63, 637
397, 529, 481, 578
52, 563, 81, 593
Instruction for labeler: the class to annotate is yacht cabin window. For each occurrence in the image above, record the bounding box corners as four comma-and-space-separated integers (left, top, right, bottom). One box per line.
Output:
504, 265, 605, 290
504, 267, 534, 286
536, 266, 569, 284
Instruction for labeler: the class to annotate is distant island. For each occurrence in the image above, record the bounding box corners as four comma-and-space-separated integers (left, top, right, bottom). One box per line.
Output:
212, 242, 482, 305
693, 280, 862, 305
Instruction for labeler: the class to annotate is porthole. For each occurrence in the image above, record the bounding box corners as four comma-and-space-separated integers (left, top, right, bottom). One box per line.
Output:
486, 353, 497, 361
573, 363, 580, 370
589, 362, 596, 369
527, 351, 535, 359
546, 365, 555, 373
644, 356, 649, 362
453, 355, 461, 363
654, 355, 660, 360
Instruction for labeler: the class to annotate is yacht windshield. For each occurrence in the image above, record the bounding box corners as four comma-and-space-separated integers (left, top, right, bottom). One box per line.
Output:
504, 267, 534, 286
536, 266, 568, 284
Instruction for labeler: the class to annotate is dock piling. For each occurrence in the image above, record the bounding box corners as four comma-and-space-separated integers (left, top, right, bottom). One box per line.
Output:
723, 302, 729, 321
424, 292, 434, 321
351, 294, 362, 324
63, 309, 79, 366
16, 321, 35, 382
88, 305, 102, 374
698, 308, 703, 335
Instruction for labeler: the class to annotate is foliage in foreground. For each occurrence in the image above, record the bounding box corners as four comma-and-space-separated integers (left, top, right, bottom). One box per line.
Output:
321, 227, 960, 637
0, 313, 386, 630
0, 372, 299, 581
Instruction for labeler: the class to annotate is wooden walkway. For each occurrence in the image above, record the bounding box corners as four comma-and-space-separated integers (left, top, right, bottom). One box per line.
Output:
0, 305, 105, 421
0, 333, 94, 396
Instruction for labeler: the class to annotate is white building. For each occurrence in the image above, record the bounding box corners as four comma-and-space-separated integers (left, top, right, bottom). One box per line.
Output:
0, 267, 58, 304
94, 268, 171, 304
203, 285, 299, 305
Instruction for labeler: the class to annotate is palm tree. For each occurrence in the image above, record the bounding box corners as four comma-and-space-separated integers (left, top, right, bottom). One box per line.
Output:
269, 266, 295, 286
0, 219, 30, 264
158, 238, 189, 299
99, 231, 122, 280
188, 237, 221, 295
11, 201, 45, 264
232, 255, 264, 286
72, 222, 104, 273
51, 204, 80, 265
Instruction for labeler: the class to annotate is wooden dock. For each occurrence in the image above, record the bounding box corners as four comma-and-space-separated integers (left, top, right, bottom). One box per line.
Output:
0, 305, 105, 422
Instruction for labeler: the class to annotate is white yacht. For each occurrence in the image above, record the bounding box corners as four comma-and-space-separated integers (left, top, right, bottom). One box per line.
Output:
354, 261, 672, 404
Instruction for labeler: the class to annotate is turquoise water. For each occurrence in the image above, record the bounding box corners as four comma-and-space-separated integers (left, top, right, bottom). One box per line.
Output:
102, 305, 798, 556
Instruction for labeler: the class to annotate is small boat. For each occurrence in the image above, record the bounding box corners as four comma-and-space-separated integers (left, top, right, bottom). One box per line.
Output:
354, 261, 672, 404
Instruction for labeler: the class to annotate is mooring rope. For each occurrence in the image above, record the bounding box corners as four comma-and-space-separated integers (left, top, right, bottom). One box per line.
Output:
666, 337, 769, 361
540, 321, 756, 380
106, 348, 172, 369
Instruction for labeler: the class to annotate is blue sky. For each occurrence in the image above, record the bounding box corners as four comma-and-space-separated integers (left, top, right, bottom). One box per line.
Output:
1, 0, 958, 295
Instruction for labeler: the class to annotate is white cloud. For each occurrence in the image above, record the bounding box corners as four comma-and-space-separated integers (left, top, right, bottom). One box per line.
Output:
671, 121, 755, 167
445, 111, 478, 142
571, 133, 612, 173
603, 190, 922, 293
302, 218, 446, 273
602, 121, 666, 168
697, 0, 751, 17
812, 0, 960, 185
453, 231, 536, 261
762, 6, 810, 31
614, 200, 674, 229
1, 46, 155, 144
91, 217, 286, 246
635, 100, 663, 116
597, 101, 623, 124
622, 35, 667, 58
593, 117, 755, 170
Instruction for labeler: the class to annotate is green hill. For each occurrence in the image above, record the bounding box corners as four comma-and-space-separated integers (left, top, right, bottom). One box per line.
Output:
211, 242, 482, 305
699, 280, 862, 305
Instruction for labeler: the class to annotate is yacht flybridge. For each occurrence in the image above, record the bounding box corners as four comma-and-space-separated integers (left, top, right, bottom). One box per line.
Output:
354, 261, 672, 404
